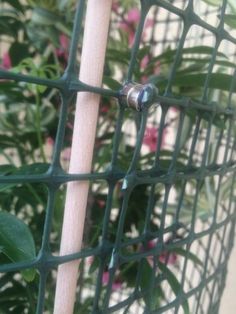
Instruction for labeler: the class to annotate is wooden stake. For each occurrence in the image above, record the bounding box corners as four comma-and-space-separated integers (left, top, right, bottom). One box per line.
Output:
53, 1, 112, 313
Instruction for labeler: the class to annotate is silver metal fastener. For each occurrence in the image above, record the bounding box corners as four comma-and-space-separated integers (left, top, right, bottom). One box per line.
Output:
120, 82, 158, 111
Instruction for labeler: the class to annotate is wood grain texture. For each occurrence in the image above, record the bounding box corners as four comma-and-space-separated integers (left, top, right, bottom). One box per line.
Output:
53, 1, 112, 313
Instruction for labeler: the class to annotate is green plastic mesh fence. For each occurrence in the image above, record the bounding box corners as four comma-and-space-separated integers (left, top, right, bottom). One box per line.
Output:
0, 0, 236, 313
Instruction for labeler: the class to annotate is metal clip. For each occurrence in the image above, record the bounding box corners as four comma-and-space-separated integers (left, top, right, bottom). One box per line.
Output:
120, 82, 158, 111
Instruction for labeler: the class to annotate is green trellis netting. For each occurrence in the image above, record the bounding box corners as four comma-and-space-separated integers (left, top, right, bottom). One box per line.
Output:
0, 0, 236, 313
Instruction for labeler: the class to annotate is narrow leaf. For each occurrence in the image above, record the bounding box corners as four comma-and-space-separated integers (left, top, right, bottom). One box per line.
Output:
224, 14, 236, 29
201, 0, 221, 6
0, 211, 36, 281
151, 73, 234, 92
139, 259, 155, 310
169, 248, 203, 266
159, 262, 190, 314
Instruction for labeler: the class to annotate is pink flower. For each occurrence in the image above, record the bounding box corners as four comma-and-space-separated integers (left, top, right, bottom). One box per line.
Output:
119, 8, 154, 46
59, 34, 69, 51
120, 25, 136, 47
141, 55, 161, 83
145, 19, 154, 29
97, 199, 106, 208
143, 126, 167, 152
112, 2, 119, 12
154, 61, 161, 75
46, 137, 54, 146
100, 104, 109, 114
144, 241, 178, 266
170, 106, 179, 113
141, 55, 150, 69
86, 256, 94, 265
143, 127, 158, 152
61, 147, 71, 162
1, 52, 11, 69
102, 271, 122, 291
66, 122, 74, 131
159, 252, 177, 265
146, 240, 156, 250
119, 8, 140, 45
140, 55, 151, 83
102, 272, 110, 285
111, 280, 122, 290
55, 34, 70, 66
126, 8, 140, 23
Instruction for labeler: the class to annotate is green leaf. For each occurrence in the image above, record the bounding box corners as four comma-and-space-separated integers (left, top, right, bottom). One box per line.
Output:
152, 73, 235, 92
106, 48, 130, 65
169, 248, 203, 266
164, 199, 213, 223
9, 42, 29, 66
139, 259, 153, 292
0, 211, 36, 282
2, 0, 24, 13
138, 259, 164, 310
0, 163, 49, 192
224, 14, 236, 29
159, 262, 190, 314
182, 58, 236, 69
31, 7, 59, 26
103, 76, 122, 90
89, 257, 100, 274
179, 116, 192, 150
149, 46, 227, 68
228, 0, 236, 13
58, 0, 68, 10
13, 163, 49, 176
0, 165, 15, 191
219, 176, 234, 201
139, 259, 157, 310
201, 0, 221, 6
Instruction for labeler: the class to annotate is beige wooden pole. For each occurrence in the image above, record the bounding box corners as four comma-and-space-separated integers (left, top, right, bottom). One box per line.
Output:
53, 1, 112, 313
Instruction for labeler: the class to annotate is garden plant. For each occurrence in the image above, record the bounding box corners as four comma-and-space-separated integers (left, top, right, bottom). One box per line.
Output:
0, 0, 236, 313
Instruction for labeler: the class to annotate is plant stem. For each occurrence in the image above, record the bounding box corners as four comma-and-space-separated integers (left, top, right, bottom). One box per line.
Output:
35, 91, 46, 163
25, 282, 36, 313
